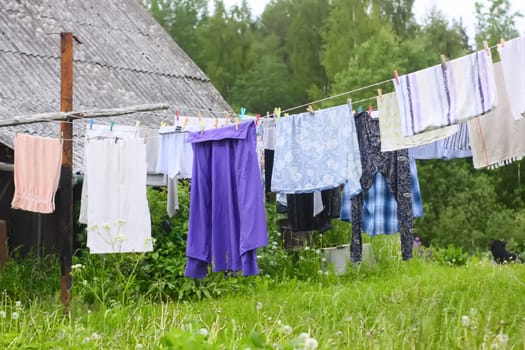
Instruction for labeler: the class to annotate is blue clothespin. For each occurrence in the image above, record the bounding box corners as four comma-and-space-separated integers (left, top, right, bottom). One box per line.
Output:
110, 121, 115, 131
358, 105, 363, 113
89, 119, 94, 130
239, 107, 246, 120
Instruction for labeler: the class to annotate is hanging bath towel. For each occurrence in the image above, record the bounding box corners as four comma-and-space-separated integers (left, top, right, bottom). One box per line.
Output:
378, 92, 460, 151
468, 62, 525, 169
11, 134, 62, 214
80, 125, 153, 254
498, 35, 525, 120
394, 49, 497, 136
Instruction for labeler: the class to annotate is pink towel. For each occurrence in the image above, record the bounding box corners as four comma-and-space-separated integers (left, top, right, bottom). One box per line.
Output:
11, 134, 62, 213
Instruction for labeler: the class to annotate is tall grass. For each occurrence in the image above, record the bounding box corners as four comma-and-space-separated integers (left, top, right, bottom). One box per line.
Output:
1, 235, 524, 349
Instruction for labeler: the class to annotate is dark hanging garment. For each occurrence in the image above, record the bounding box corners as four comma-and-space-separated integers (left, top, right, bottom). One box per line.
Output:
351, 112, 414, 262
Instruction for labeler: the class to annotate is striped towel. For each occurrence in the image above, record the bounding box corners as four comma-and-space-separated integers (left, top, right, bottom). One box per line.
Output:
498, 35, 525, 120
468, 62, 525, 169
378, 92, 460, 151
409, 123, 472, 160
394, 49, 497, 136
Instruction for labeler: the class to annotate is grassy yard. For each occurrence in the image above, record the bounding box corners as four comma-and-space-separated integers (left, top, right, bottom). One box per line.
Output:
1, 235, 524, 349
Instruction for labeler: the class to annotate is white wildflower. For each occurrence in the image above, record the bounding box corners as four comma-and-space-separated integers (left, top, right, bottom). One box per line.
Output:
0, 310, 6, 318
461, 315, 470, 327
198, 328, 209, 337
304, 246, 310, 251
83, 337, 90, 344
91, 332, 100, 340
281, 325, 292, 335
336, 331, 343, 336
298, 332, 310, 343
315, 249, 321, 255
304, 337, 319, 349
256, 301, 263, 310
15, 301, 21, 308
11, 312, 19, 320
71, 264, 83, 270
135, 344, 144, 349
496, 333, 509, 344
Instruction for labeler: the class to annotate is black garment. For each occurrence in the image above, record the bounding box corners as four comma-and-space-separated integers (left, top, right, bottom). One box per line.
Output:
351, 112, 414, 262
264, 149, 275, 193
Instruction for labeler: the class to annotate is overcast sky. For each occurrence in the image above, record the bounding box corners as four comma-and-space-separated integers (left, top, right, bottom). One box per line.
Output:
221, 0, 525, 43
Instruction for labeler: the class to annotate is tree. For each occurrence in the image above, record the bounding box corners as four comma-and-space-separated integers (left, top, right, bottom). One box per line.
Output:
475, 0, 522, 50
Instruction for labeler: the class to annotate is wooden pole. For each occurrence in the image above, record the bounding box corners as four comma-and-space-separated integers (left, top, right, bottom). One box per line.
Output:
59, 32, 73, 311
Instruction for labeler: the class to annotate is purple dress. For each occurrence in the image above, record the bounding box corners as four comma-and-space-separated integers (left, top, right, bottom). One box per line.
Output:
184, 121, 268, 278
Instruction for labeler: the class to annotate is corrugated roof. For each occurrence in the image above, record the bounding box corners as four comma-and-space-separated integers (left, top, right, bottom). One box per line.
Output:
0, 0, 233, 172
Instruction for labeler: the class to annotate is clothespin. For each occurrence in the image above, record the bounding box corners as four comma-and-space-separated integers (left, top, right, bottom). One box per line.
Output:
60, 131, 64, 143
199, 118, 206, 133
255, 114, 261, 125
182, 117, 189, 130
239, 107, 246, 120
235, 116, 239, 130
368, 105, 373, 115
143, 131, 148, 144
274, 107, 281, 120
160, 120, 167, 127
224, 112, 230, 125
358, 105, 363, 113
197, 111, 202, 123
394, 70, 400, 85
110, 121, 115, 131
176, 111, 180, 122
266, 111, 270, 119
214, 116, 219, 128
89, 118, 94, 130
440, 54, 447, 70
482, 40, 490, 56
306, 105, 314, 114
377, 89, 383, 103
500, 38, 506, 47
135, 120, 140, 128
283, 113, 289, 117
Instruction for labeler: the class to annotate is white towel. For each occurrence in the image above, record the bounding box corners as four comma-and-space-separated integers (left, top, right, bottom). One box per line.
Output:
468, 62, 525, 169
80, 125, 152, 254
394, 49, 497, 135
498, 35, 525, 120
378, 92, 460, 151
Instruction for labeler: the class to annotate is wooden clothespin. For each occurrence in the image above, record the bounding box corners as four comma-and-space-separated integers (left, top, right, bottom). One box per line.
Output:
235, 116, 239, 130
482, 40, 490, 56
197, 111, 202, 122
394, 70, 400, 85
214, 116, 219, 128
266, 111, 270, 119
440, 54, 447, 70
377, 89, 383, 103
224, 112, 230, 125
182, 117, 189, 130
306, 105, 314, 114
500, 38, 506, 47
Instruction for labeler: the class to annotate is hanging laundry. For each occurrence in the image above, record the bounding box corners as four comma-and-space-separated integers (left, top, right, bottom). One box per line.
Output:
184, 121, 267, 279
378, 92, 460, 151
468, 62, 525, 169
351, 111, 414, 262
79, 125, 153, 254
498, 35, 525, 120
408, 122, 472, 160
341, 159, 423, 235
156, 130, 193, 180
394, 49, 497, 136
11, 133, 62, 214
271, 103, 362, 195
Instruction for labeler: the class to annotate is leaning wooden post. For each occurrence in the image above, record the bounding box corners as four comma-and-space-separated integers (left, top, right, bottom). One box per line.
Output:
59, 32, 73, 311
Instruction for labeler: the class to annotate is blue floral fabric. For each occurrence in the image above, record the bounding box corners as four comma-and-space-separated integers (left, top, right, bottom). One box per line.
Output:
271, 104, 362, 194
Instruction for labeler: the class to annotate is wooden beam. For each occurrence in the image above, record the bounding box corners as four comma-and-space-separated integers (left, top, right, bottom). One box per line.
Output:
59, 32, 73, 312
0, 103, 169, 127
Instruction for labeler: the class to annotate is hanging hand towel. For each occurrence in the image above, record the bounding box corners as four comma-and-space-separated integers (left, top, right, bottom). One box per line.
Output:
497, 35, 525, 120
271, 103, 362, 195
378, 92, 460, 151
394, 49, 497, 135
468, 62, 525, 169
11, 134, 62, 214
408, 122, 472, 160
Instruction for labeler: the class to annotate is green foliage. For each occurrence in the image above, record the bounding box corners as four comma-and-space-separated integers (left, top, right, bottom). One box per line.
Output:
433, 244, 469, 266
475, 0, 522, 52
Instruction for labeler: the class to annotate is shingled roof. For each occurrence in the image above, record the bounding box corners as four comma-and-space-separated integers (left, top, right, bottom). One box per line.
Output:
0, 0, 232, 172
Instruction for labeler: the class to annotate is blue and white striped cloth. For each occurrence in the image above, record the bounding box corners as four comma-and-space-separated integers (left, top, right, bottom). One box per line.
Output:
408, 122, 472, 160
340, 159, 423, 236
394, 49, 497, 136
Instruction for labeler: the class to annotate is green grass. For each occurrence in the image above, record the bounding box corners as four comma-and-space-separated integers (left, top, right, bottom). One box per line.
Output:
1, 235, 524, 349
